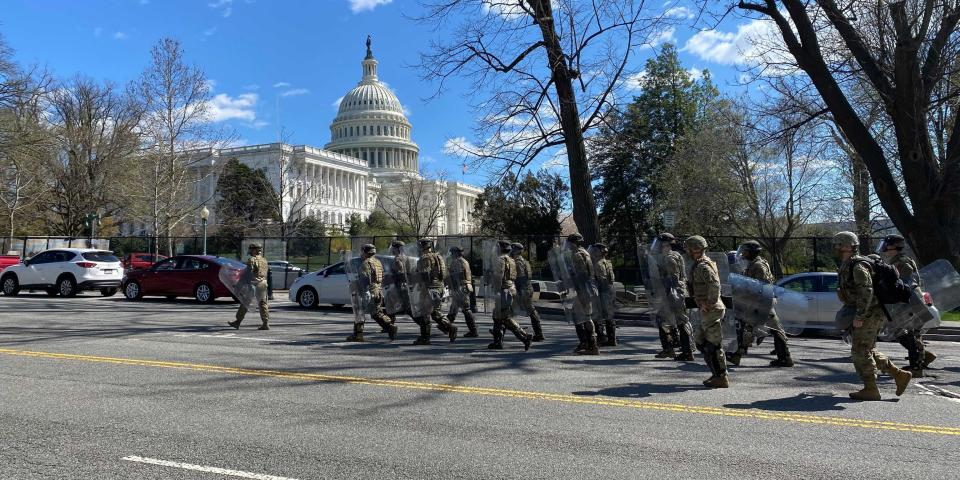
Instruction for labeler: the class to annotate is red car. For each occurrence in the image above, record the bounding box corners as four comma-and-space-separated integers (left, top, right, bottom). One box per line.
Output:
121, 255, 241, 303
122, 252, 168, 271
0, 255, 20, 272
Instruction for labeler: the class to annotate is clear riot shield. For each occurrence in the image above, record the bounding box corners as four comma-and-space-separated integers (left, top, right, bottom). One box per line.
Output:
547, 244, 577, 323
382, 255, 405, 315
882, 259, 960, 338
402, 243, 430, 318
776, 283, 812, 336
480, 239, 499, 314
641, 252, 672, 326
707, 252, 732, 297
218, 259, 258, 312
724, 273, 776, 351
342, 251, 369, 325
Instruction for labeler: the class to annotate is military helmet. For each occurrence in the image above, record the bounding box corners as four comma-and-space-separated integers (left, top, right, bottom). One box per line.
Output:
497, 240, 512, 252
361, 244, 376, 254
684, 235, 708, 251
418, 239, 434, 250
567, 232, 584, 244
391, 240, 405, 248
248, 243, 262, 250
510, 242, 524, 252
740, 240, 762, 252
866, 253, 882, 262
657, 232, 676, 242
592, 243, 608, 253
449, 245, 463, 255
832, 231, 859, 248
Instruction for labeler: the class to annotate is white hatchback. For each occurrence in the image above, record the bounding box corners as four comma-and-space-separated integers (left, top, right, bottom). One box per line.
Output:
288, 254, 403, 308
0, 248, 124, 297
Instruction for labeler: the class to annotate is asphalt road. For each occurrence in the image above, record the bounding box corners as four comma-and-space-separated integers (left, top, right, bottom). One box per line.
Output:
1, 293, 959, 479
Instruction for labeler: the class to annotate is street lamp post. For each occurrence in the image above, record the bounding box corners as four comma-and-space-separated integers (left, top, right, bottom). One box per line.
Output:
200, 206, 210, 255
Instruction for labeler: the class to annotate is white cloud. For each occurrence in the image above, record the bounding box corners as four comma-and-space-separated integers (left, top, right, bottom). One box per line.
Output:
481, 0, 526, 20
402, 104, 412, 116
209, 0, 233, 17
272, 82, 291, 88
280, 88, 310, 97
247, 120, 269, 129
204, 79, 218, 91
203, 26, 217, 36
623, 70, 647, 91
683, 18, 775, 66
349, 0, 392, 13
664, 5, 694, 19
206, 92, 258, 122
332, 96, 344, 109
642, 26, 676, 48
688, 67, 704, 81
443, 137, 481, 157
112, 31, 129, 40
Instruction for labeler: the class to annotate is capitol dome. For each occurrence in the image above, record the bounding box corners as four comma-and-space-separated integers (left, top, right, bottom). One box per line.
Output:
325, 37, 419, 177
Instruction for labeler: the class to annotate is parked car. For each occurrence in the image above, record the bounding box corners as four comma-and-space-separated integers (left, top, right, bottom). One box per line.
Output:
0, 254, 20, 272
288, 254, 399, 308
267, 260, 305, 289
1, 248, 123, 297
121, 255, 239, 303
122, 253, 168, 271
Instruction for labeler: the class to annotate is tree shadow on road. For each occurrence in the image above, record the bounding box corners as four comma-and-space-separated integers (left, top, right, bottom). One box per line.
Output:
571, 383, 702, 399
724, 392, 865, 412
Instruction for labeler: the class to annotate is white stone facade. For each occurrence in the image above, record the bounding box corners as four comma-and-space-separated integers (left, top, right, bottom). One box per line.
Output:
187, 39, 480, 235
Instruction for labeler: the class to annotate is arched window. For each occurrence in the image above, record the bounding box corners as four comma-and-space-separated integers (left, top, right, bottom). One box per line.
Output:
362, 126, 367, 135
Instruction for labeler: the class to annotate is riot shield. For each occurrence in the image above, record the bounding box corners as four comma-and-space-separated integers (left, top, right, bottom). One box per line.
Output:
382, 255, 406, 315
218, 259, 257, 312
641, 252, 672, 326
343, 251, 369, 326
776, 283, 812, 336
725, 273, 776, 351
707, 252, 731, 297
883, 259, 960, 338
547, 244, 577, 323
402, 243, 430, 318
480, 239, 499, 314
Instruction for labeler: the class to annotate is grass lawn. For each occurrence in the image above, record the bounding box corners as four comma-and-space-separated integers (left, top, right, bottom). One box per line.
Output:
942, 311, 960, 322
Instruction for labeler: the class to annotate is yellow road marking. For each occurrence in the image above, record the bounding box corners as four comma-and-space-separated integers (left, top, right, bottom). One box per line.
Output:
1, 347, 958, 437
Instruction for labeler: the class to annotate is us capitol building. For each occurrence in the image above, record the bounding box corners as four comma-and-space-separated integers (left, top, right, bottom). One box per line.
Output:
187, 38, 481, 235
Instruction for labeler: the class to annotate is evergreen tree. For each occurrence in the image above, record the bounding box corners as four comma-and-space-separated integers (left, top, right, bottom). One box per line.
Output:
214, 158, 277, 240
473, 170, 568, 237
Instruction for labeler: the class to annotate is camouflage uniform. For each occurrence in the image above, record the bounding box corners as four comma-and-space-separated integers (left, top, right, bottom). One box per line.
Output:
512, 245, 543, 341
388, 246, 412, 322
567, 235, 599, 355
446, 252, 478, 337
591, 246, 617, 346
488, 245, 532, 350
348, 254, 396, 341
731, 255, 793, 367
413, 245, 457, 344
233, 251, 270, 329
888, 252, 935, 375
660, 250, 693, 359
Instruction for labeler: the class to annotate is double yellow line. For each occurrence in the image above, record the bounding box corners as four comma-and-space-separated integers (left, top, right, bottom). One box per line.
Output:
1, 347, 958, 437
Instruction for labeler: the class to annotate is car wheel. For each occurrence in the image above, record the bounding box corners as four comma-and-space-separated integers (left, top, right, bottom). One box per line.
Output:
297, 287, 318, 308
331, 303, 344, 309
194, 283, 214, 304
1, 274, 19, 296
45, 288, 58, 297
124, 281, 143, 300
100, 287, 118, 297
57, 276, 77, 298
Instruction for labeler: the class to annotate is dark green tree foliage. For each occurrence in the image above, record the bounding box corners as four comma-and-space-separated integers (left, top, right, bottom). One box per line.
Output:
214, 158, 277, 239
473, 170, 568, 237
591, 44, 718, 239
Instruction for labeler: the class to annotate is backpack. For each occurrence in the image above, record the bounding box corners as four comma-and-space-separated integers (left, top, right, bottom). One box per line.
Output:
851, 257, 912, 304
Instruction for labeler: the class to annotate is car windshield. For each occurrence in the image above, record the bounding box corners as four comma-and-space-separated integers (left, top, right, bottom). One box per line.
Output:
82, 251, 119, 263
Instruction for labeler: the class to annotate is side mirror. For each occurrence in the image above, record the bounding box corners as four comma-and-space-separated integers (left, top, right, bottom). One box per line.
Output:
22, 259, 30, 267
324, 270, 331, 278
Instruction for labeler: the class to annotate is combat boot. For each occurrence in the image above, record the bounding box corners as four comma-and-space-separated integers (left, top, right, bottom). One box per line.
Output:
675, 324, 694, 361
674, 351, 695, 361
704, 375, 730, 389
488, 325, 504, 349
413, 322, 431, 345
577, 336, 599, 355
923, 350, 937, 368
447, 323, 458, 342
655, 348, 675, 359
463, 311, 479, 337
594, 320, 608, 345
849, 378, 881, 401
531, 315, 544, 342
769, 334, 793, 367
346, 324, 364, 342
887, 365, 913, 396
258, 323, 269, 330
727, 350, 742, 367
573, 324, 587, 353
387, 323, 398, 341
905, 367, 924, 378
227, 320, 241, 330
600, 322, 617, 347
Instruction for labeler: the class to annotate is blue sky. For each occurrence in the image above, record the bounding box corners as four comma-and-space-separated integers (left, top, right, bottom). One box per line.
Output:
1, 0, 765, 186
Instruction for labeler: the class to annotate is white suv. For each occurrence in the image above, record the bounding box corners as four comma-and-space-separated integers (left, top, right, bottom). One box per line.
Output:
1, 248, 124, 297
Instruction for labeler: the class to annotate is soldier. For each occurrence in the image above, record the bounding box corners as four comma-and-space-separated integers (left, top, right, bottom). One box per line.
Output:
590, 243, 617, 346
655, 233, 693, 361
412, 239, 457, 345
566, 233, 599, 355
346, 244, 397, 342
511, 242, 544, 342
489, 240, 533, 350
228, 243, 270, 331
834, 231, 912, 401
685, 235, 729, 388
728, 240, 794, 368
446, 246, 478, 337
878, 234, 937, 377
387, 240, 412, 326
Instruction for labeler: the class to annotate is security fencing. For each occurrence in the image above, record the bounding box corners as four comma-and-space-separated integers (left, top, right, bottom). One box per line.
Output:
1, 234, 862, 288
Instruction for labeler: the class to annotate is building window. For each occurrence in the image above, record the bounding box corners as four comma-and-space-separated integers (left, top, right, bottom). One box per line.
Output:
363, 126, 367, 135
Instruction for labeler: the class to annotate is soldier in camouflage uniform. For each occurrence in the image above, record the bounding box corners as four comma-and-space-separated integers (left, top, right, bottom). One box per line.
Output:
654, 233, 693, 361
446, 246, 478, 337
229, 243, 270, 330
566, 233, 599, 355
347, 244, 398, 342
412, 239, 457, 345
590, 243, 617, 347
878, 234, 937, 377
834, 231, 912, 401
728, 240, 794, 368
511, 242, 544, 342
387, 241, 412, 327
685, 236, 729, 388
489, 240, 532, 350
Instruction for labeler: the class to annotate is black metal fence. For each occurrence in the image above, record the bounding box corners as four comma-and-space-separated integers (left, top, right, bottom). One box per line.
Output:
2, 234, 867, 286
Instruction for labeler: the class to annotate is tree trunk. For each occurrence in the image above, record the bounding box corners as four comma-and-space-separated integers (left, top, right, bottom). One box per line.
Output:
850, 153, 872, 255
527, 0, 600, 244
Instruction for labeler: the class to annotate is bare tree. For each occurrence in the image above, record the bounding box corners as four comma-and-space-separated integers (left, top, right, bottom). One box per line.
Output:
734, 0, 960, 267
419, 0, 672, 243
376, 171, 450, 237
135, 38, 230, 255
45, 76, 144, 236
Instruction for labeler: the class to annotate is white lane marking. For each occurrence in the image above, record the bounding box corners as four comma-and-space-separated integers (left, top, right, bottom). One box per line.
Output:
122, 456, 299, 480
172, 333, 273, 341
915, 382, 960, 404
